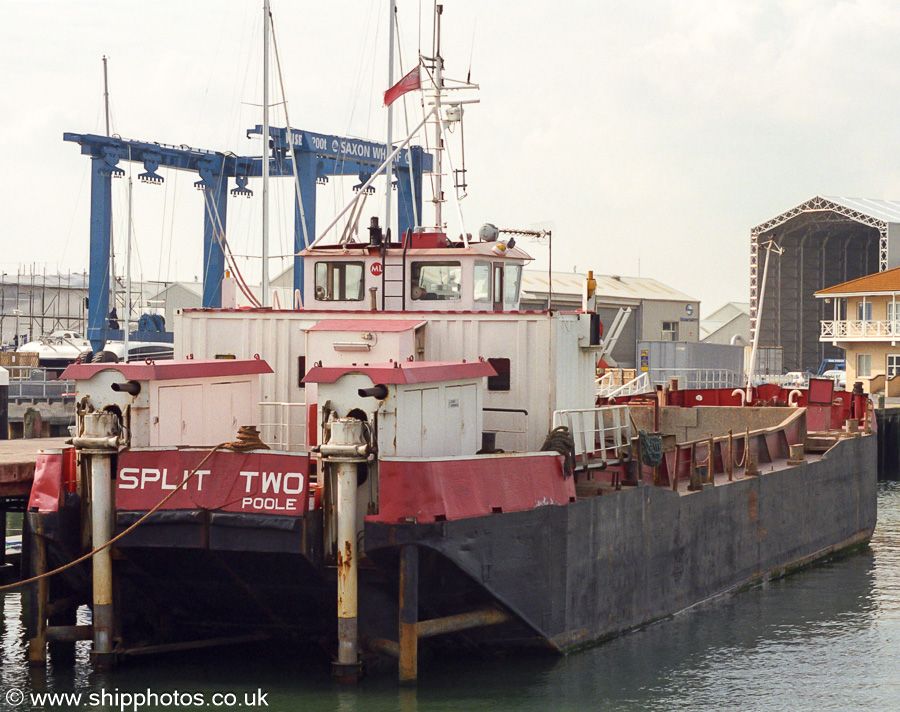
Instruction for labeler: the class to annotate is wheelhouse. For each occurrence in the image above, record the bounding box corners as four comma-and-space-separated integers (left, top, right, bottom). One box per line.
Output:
301, 227, 531, 313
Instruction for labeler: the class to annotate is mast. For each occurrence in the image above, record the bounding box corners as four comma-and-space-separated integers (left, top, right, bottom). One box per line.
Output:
385, 0, 396, 238
102, 56, 110, 136
747, 237, 783, 401
124, 175, 132, 361
432, 5, 444, 230
261, 0, 271, 307
103, 56, 116, 328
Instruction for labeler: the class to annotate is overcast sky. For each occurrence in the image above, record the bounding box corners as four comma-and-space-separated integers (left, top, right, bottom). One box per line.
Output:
3, 0, 900, 315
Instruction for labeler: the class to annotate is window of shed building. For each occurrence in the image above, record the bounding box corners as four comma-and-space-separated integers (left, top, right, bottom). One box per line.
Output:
487, 357, 511, 391
662, 321, 678, 341
858, 353, 872, 378
314, 262, 364, 301
888, 354, 900, 377
410, 261, 462, 301
473, 261, 491, 302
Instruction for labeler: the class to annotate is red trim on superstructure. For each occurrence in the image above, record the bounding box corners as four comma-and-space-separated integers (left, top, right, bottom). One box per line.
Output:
61, 358, 273, 382
366, 454, 576, 523
303, 360, 496, 385
307, 319, 425, 332
180, 308, 549, 316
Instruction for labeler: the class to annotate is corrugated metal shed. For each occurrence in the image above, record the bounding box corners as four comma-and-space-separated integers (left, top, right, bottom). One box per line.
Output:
520, 271, 697, 304
821, 196, 900, 225
752, 195, 900, 234
751, 194, 886, 371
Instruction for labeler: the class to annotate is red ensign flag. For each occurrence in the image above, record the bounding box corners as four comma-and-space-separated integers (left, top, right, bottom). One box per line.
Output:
384, 66, 422, 106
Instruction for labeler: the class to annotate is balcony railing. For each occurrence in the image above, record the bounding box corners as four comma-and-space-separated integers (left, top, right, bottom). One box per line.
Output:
820, 320, 900, 339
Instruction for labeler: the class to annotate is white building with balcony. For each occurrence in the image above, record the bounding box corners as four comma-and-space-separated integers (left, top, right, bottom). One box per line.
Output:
816, 266, 900, 393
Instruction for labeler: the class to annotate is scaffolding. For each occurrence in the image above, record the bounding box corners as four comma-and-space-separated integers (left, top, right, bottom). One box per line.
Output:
0, 267, 89, 347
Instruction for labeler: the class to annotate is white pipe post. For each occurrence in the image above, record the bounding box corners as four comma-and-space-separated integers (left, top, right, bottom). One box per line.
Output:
336, 459, 358, 667
124, 176, 131, 360
321, 418, 369, 681
90, 453, 113, 660
81, 410, 121, 669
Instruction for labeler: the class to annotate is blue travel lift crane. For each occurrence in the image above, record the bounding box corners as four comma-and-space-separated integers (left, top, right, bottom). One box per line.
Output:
64, 128, 432, 353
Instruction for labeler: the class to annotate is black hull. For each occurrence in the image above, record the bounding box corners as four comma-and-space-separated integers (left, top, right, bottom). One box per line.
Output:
366, 433, 878, 651
32, 434, 877, 656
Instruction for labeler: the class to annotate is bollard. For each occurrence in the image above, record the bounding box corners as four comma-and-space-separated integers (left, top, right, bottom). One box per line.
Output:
23, 407, 42, 439
73, 411, 121, 669
320, 418, 369, 682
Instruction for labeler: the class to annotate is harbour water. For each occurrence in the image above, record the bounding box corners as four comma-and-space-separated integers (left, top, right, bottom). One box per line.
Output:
2, 483, 899, 711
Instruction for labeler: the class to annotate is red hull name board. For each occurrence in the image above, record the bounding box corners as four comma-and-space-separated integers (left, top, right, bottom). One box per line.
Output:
117, 449, 310, 516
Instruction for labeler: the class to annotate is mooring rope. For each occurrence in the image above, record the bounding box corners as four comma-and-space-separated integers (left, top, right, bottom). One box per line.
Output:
227, 425, 269, 452
540, 425, 575, 477
0, 438, 249, 593
734, 441, 747, 469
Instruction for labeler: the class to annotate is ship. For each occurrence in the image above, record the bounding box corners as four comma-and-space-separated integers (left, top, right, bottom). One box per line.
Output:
22, 224, 876, 681
19, 6, 877, 684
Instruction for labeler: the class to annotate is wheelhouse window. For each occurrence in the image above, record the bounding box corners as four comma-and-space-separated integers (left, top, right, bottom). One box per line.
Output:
473, 261, 491, 302
410, 261, 462, 301
314, 261, 364, 301
504, 264, 522, 307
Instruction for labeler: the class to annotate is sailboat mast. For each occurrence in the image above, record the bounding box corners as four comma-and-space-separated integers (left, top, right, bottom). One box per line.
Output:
103, 56, 116, 325
102, 56, 110, 137
261, 0, 271, 307
385, 0, 396, 238
124, 176, 132, 361
432, 5, 444, 231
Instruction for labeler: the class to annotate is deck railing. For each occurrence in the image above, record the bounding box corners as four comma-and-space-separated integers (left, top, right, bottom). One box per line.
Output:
552, 405, 632, 471
649, 368, 744, 390
258, 401, 308, 451
597, 372, 652, 399
755, 373, 808, 388
7, 368, 73, 403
